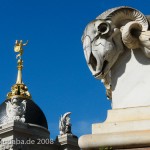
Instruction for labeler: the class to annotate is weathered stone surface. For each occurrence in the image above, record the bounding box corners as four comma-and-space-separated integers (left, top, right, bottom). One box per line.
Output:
79, 106, 150, 149
79, 131, 150, 149
111, 48, 150, 108
92, 106, 150, 134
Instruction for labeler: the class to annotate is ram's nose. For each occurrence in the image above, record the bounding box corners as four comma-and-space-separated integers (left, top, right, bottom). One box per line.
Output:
85, 50, 92, 64
83, 36, 92, 64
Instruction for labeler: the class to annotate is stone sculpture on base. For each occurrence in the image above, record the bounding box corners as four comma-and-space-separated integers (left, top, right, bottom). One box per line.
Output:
82, 6, 150, 99
59, 112, 72, 135
79, 6, 150, 149
57, 112, 80, 150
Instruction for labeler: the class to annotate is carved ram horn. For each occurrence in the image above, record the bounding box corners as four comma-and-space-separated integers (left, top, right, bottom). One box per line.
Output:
97, 6, 148, 31
122, 21, 150, 51
122, 21, 142, 49
97, 6, 150, 53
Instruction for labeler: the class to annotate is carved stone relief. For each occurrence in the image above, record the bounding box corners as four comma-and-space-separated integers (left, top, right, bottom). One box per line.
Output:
82, 6, 150, 99
5, 98, 26, 123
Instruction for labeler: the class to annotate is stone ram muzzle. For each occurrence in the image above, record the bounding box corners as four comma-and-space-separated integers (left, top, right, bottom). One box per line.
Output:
82, 6, 149, 80
82, 20, 124, 79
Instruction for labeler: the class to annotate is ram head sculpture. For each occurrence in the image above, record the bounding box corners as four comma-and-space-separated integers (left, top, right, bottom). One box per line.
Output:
82, 6, 150, 99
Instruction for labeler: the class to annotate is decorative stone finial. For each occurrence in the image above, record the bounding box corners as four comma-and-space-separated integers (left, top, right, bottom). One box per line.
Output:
7, 40, 31, 99
59, 112, 72, 135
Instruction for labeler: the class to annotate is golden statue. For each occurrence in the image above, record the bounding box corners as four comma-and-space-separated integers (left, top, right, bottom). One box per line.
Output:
14, 40, 28, 59
7, 39, 32, 99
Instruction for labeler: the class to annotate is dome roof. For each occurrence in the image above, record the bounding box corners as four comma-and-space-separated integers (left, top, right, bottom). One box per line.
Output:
1, 41, 48, 129
0, 97, 48, 129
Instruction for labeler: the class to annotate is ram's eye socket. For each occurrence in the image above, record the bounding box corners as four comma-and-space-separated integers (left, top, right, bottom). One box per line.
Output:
98, 23, 110, 35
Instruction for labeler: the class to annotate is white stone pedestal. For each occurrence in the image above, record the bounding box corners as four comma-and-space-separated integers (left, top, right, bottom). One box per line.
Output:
79, 106, 150, 149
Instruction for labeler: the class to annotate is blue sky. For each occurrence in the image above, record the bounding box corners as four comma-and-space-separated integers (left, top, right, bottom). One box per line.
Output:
0, 0, 149, 139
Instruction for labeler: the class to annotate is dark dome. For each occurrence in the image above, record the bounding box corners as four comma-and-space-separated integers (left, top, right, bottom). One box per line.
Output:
0, 98, 48, 129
